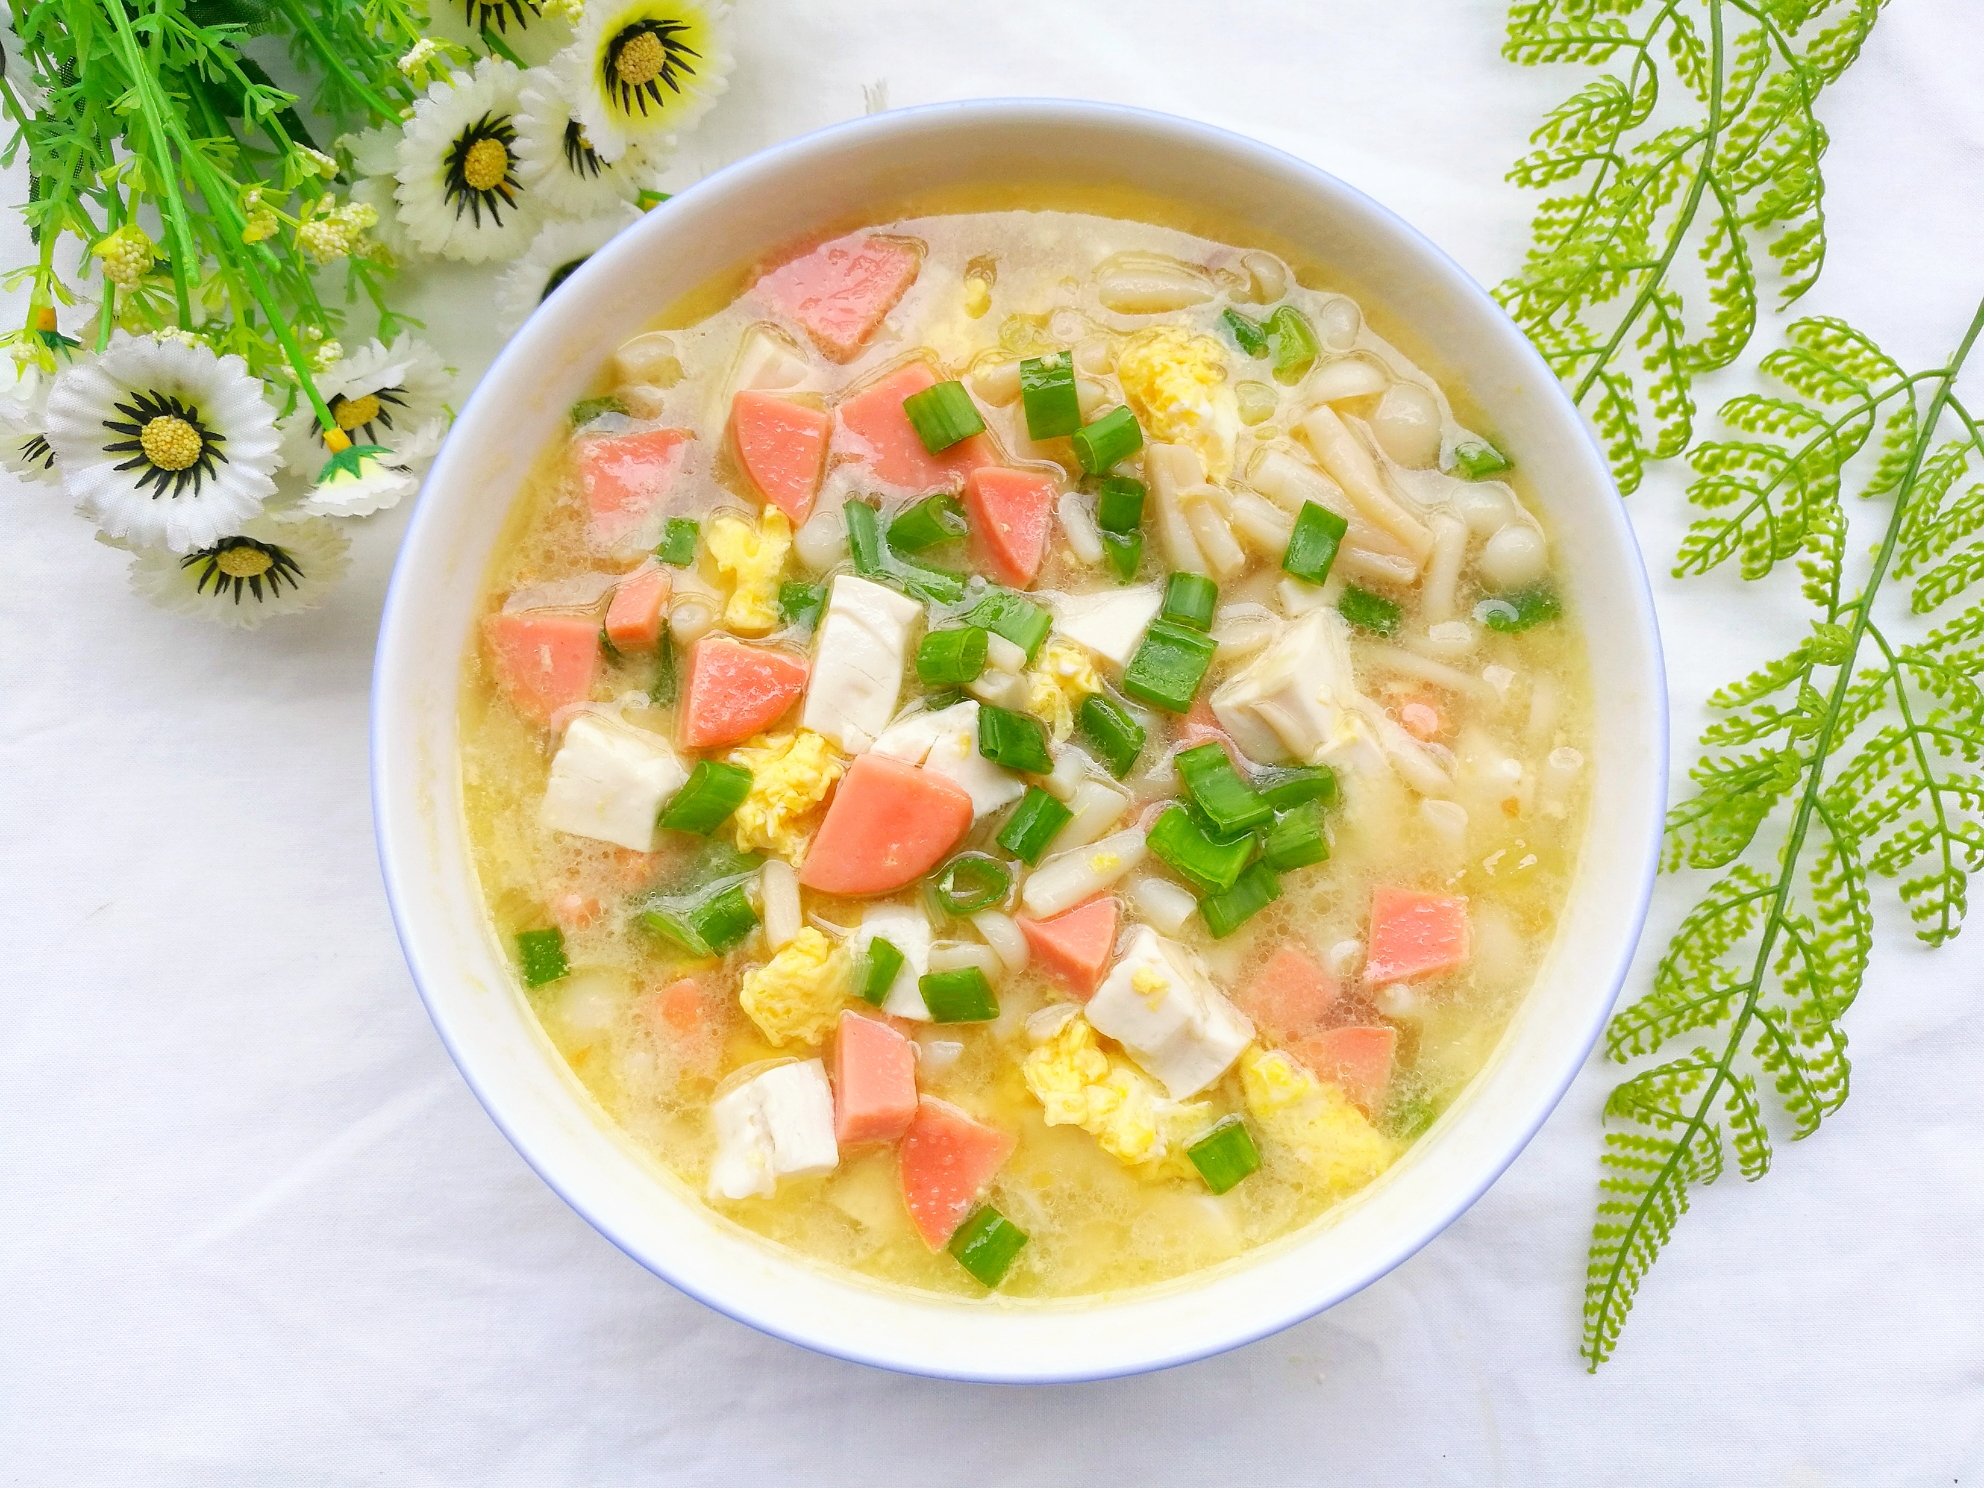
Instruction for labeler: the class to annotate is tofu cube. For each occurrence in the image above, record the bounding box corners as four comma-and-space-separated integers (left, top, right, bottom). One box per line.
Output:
1086, 925, 1255, 1098
800, 574, 922, 754
707, 1059, 840, 1201
540, 713, 689, 852
872, 700, 1025, 818
1051, 585, 1162, 667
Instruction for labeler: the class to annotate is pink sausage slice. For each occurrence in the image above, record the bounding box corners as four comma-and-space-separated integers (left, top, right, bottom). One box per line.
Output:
834, 361, 998, 494
798, 754, 973, 897
754, 234, 920, 362
482, 610, 599, 723
1016, 896, 1118, 999
578, 427, 690, 547
604, 560, 670, 652
1236, 943, 1338, 1041
679, 636, 810, 749
832, 1011, 919, 1147
898, 1097, 1016, 1249
1365, 886, 1471, 984
1290, 1025, 1398, 1115
731, 390, 830, 525
965, 466, 1057, 588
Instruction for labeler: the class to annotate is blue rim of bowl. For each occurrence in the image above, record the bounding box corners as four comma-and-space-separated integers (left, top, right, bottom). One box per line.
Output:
372, 96, 1668, 1384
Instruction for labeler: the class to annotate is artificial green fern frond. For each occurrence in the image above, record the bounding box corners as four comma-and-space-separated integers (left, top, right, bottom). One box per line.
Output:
1498, 0, 1888, 494
1581, 300, 1984, 1369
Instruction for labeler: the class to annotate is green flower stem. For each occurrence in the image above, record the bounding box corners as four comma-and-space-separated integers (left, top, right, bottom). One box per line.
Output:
268, 0, 412, 119
100, 0, 199, 327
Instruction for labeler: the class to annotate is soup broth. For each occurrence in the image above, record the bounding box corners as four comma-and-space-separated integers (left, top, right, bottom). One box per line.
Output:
459, 203, 1589, 1299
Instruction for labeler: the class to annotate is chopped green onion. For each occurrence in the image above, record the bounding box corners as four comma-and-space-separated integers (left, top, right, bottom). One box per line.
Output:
1338, 584, 1403, 636
657, 760, 753, 835
920, 966, 1000, 1023
1221, 308, 1269, 358
1076, 694, 1146, 778
902, 379, 985, 453
1122, 620, 1218, 714
1453, 439, 1512, 479
569, 394, 627, 428
889, 492, 970, 552
916, 626, 989, 686
854, 937, 905, 1006
1383, 1092, 1439, 1142
1187, 1116, 1262, 1193
1281, 500, 1348, 586
931, 853, 1013, 916
1199, 860, 1282, 939
844, 499, 888, 576
517, 928, 568, 988
896, 559, 967, 606
1147, 804, 1254, 895
598, 625, 622, 662
639, 879, 761, 957
1475, 585, 1562, 633
1019, 351, 1082, 441
921, 688, 964, 712
964, 591, 1053, 663
1261, 798, 1331, 872
649, 632, 677, 706
1254, 764, 1336, 812
948, 1204, 1028, 1287
1175, 742, 1272, 835
1265, 306, 1319, 385
657, 517, 698, 567
1102, 531, 1144, 582
997, 787, 1074, 865
1095, 476, 1146, 533
976, 705, 1054, 774
778, 580, 826, 632
1071, 405, 1144, 475
1161, 572, 1219, 632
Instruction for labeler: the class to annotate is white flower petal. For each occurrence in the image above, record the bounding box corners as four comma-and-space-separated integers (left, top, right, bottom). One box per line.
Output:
551, 0, 732, 165
496, 204, 644, 332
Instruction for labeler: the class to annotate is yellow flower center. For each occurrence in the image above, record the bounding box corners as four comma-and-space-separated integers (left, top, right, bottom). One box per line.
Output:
463, 137, 509, 192
139, 415, 202, 471
614, 30, 667, 88
335, 393, 382, 430
217, 546, 274, 579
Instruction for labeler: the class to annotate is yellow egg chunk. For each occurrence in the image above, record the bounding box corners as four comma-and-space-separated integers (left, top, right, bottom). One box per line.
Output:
1023, 1013, 1212, 1175
707, 507, 792, 634
738, 926, 849, 1048
726, 729, 845, 860
1024, 638, 1103, 741
1115, 326, 1241, 480
1241, 1048, 1397, 1193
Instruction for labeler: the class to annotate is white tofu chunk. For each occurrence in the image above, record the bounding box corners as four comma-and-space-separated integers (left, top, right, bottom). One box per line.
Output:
870, 700, 1024, 818
1210, 608, 1384, 772
1050, 585, 1162, 667
854, 901, 935, 1020
706, 1059, 840, 1201
1086, 926, 1255, 1098
540, 713, 689, 852
801, 575, 922, 753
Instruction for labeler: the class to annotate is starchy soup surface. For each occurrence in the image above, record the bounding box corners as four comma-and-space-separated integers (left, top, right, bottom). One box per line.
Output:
460, 206, 1590, 1298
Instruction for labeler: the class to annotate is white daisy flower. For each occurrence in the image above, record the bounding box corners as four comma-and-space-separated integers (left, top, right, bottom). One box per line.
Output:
496, 204, 644, 332
128, 516, 350, 630
513, 68, 663, 218
550, 0, 731, 165
395, 57, 542, 263
45, 333, 282, 553
2, 16, 48, 116
274, 334, 453, 493
0, 372, 60, 487
294, 445, 422, 519
427, 0, 575, 68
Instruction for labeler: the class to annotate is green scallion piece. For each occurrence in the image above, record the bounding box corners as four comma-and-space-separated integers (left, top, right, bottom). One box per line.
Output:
657, 760, 753, 835
1383, 1092, 1439, 1142
920, 966, 1000, 1023
657, 517, 698, 567
1199, 860, 1282, 939
889, 492, 970, 552
931, 853, 1013, 916
917, 626, 990, 687
1264, 305, 1319, 385
1262, 798, 1331, 872
517, 927, 568, 988
997, 787, 1075, 865
1122, 620, 1218, 714
636, 849, 764, 956
1071, 405, 1144, 475
1019, 350, 1082, 441
921, 688, 965, 712
1187, 1116, 1262, 1194
1161, 572, 1219, 632
897, 559, 967, 606
1175, 742, 1273, 835
902, 379, 985, 454
948, 1204, 1028, 1287
779, 581, 826, 633
1338, 584, 1403, 636
569, 394, 628, 428
1254, 764, 1336, 812
1475, 585, 1562, 633
691, 882, 760, 953
1095, 476, 1146, 533
1147, 804, 1253, 896
1102, 531, 1144, 582
964, 591, 1053, 663
976, 705, 1054, 774
1281, 500, 1348, 586
599, 625, 623, 662
844, 499, 888, 576
1221, 308, 1269, 358
1453, 439, 1512, 480
1075, 694, 1146, 778
649, 632, 677, 707
854, 937, 905, 1006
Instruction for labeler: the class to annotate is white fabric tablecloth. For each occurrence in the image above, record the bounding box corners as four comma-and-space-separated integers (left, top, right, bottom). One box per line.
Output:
5, 4, 1981, 1481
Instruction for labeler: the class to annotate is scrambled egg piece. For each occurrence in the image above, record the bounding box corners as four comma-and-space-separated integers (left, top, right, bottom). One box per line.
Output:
1115, 326, 1242, 480
738, 926, 848, 1047
1025, 638, 1102, 741
726, 729, 844, 861
707, 507, 792, 634
1241, 1048, 1397, 1193
1023, 1012, 1212, 1174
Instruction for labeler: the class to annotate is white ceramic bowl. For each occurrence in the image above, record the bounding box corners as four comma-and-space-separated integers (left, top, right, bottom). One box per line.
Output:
373, 99, 1665, 1383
